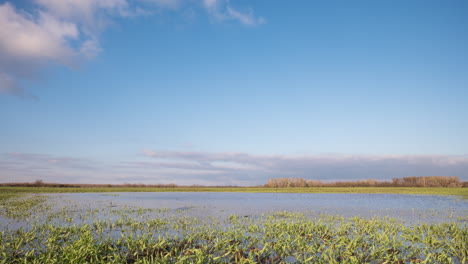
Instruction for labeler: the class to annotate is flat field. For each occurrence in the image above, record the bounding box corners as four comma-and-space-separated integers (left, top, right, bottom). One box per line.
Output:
1, 188, 467, 263
1, 186, 468, 198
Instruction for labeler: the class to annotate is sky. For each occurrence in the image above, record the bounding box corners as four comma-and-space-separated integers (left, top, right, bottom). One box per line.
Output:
1, 0, 468, 186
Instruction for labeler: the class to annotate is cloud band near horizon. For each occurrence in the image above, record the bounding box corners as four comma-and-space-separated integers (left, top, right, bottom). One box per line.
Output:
1, 151, 467, 186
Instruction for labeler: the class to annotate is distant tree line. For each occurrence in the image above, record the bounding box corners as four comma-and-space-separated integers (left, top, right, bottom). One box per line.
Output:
264, 176, 464, 188
391, 176, 462, 187
0, 180, 181, 188
0, 180, 237, 188
0, 177, 465, 188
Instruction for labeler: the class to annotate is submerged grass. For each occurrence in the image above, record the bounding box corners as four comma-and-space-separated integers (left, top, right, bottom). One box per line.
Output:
1, 186, 467, 198
0, 193, 467, 263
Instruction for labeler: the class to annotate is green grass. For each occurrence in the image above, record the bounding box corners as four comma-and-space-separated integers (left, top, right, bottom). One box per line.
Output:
1, 186, 467, 198
1, 194, 467, 264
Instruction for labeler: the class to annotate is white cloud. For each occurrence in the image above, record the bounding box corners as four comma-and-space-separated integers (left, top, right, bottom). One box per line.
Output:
80, 38, 102, 59
35, 0, 130, 36
0, 1, 132, 96
35, 0, 129, 20
226, 5, 264, 26
0, 3, 78, 62
1, 151, 467, 185
0, 0, 264, 97
141, 150, 468, 184
142, 151, 468, 167
203, 0, 264, 26
0, 2, 82, 96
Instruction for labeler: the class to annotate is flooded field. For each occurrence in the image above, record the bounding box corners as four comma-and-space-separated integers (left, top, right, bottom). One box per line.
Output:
1, 192, 467, 263
48, 192, 468, 224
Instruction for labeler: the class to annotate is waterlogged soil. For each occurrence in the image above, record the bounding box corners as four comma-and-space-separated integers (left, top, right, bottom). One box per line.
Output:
1, 193, 467, 263
50, 192, 468, 224
3, 192, 465, 236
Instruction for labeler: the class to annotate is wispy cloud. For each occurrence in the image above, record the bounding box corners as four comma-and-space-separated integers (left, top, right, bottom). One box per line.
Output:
141, 0, 181, 9
0, 152, 117, 184
0, 0, 264, 97
4, 150, 464, 186
140, 150, 468, 184
203, 0, 264, 26
1, 152, 99, 170
142, 150, 468, 166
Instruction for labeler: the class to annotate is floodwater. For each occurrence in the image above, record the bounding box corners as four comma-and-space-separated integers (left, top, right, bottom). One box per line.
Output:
46, 192, 468, 224
2, 192, 467, 263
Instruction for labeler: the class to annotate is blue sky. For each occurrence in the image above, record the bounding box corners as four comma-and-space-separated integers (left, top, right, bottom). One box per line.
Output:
1, 0, 468, 185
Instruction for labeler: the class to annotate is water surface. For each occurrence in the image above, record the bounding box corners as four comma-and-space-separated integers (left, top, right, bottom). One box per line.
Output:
47, 192, 468, 224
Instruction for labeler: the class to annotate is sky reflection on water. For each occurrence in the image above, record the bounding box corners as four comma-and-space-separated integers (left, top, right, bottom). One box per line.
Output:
47, 192, 468, 224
